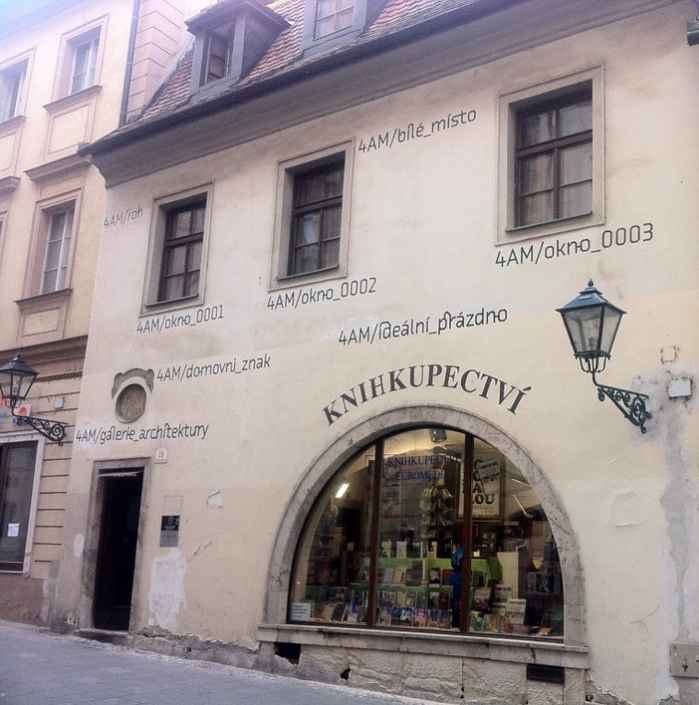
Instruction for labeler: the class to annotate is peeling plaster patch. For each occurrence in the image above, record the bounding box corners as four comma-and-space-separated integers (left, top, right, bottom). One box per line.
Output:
190, 540, 212, 558
206, 490, 223, 508
73, 533, 85, 558
640, 364, 699, 701
610, 491, 642, 527
148, 549, 186, 633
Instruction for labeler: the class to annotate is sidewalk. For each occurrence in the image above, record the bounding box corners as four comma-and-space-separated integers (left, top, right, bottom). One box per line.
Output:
0, 620, 444, 705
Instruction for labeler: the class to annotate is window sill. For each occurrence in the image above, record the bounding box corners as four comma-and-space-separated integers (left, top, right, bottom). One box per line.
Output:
16, 288, 73, 307
0, 114, 26, 133
258, 623, 589, 669
498, 212, 603, 245
270, 265, 344, 292
44, 84, 102, 113
141, 293, 202, 317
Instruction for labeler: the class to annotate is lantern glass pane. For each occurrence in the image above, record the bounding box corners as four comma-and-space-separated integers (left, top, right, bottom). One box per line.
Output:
562, 305, 603, 356
600, 306, 623, 356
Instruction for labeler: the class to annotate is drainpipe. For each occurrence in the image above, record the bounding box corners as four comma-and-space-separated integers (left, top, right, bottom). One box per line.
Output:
119, 0, 142, 126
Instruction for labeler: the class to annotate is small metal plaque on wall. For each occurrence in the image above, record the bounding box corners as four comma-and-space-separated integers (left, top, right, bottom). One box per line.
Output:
160, 515, 180, 547
671, 643, 699, 678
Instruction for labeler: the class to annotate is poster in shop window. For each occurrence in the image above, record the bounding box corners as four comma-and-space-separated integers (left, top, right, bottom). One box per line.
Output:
471, 456, 501, 519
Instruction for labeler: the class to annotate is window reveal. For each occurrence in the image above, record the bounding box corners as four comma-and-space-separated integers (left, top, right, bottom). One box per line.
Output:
41, 207, 74, 294
291, 427, 564, 638
315, 0, 355, 39
158, 201, 206, 302
515, 91, 592, 227
288, 162, 344, 276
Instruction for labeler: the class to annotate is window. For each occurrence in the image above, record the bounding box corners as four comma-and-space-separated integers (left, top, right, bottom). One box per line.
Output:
55, 23, 104, 99
143, 185, 212, 311
497, 69, 603, 242
515, 92, 592, 227
271, 144, 352, 289
70, 35, 100, 95
200, 29, 233, 85
289, 162, 343, 276
158, 201, 205, 302
0, 442, 39, 572
301, 0, 384, 56
315, 0, 354, 39
0, 60, 27, 122
41, 207, 74, 294
291, 427, 564, 637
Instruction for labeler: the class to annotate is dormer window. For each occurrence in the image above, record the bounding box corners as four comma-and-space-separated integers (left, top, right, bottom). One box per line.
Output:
187, 0, 289, 99
201, 28, 233, 85
302, 0, 387, 57
315, 0, 354, 39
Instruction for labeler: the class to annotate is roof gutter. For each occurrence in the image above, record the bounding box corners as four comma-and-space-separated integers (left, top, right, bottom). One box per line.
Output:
81, 0, 526, 158
119, 0, 142, 127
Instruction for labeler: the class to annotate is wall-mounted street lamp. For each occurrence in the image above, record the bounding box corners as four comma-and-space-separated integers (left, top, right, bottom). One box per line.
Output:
0, 354, 67, 445
557, 281, 651, 433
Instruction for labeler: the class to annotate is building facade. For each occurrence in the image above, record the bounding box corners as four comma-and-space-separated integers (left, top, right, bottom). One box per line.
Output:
51, 0, 699, 703
0, 0, 191, 624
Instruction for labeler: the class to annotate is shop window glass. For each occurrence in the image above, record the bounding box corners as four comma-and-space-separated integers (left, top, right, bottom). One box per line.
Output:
0, 443, 38, 572
291, 427, 564, 638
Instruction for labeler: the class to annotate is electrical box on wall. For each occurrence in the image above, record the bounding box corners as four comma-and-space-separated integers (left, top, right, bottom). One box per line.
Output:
670, 643, 699, 678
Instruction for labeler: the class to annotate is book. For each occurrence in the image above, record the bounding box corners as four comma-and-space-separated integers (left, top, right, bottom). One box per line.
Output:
428, 567, 441, 585
381, 540, 392, 558
504, 598, 527, 625
393, 565, 407, 585
470, 611, 486, 632
473, 587, 491, 613
428, 591, 440, 608
439, 592, 451, 610
331, 603, 347, 621
382, 567, 395, 585
396, 540, 408, 558
441, 568, 454, 585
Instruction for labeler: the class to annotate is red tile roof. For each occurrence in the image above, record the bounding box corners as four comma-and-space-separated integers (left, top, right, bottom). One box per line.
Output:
138, 0, 503, 122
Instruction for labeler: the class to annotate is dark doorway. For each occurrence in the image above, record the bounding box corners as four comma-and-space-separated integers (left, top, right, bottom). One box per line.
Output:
93, 470, 143, 630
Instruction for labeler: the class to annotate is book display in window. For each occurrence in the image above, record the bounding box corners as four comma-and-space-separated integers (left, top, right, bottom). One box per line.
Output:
290, 428, 565, 638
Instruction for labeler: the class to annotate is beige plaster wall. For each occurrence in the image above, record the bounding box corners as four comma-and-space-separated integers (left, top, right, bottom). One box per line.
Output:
57, 2, 699, 704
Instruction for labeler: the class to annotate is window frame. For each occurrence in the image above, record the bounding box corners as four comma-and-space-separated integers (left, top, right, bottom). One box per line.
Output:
270, 143, 353, 291
314, 0, 355, 40
200, 28, 234, 86
497, 67, 604, 244
142, 184, 213, 314
40, 205, 75, 295
0, 436, 44, 574
0, 56, 29, 123
301, 0, 384, 57
288, 425, 565, 638
25, 191, 82, 299
54, 18, 106, 100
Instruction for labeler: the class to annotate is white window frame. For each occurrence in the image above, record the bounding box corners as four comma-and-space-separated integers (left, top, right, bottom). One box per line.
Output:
0, 59, 28, 122
55, 19, 106, 100
142, 183, 214, 315
41, 206, 74, 294
70, 35, 100, 95
270, 141, 353, 291
496, 67, 604, 244
0, 433, 44, 574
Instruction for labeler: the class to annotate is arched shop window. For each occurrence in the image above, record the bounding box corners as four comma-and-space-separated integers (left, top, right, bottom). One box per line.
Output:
290, 427, 564, 638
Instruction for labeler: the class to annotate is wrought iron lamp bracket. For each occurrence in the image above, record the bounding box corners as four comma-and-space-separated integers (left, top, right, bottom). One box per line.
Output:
590, 372, 650, 433
12, 408, 67, 445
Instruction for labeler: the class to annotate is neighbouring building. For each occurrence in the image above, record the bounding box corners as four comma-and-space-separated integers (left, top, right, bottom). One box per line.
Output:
50, 0, 699, 703
0, 0, 194, 624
